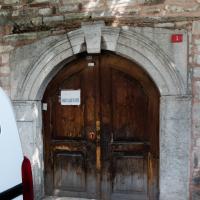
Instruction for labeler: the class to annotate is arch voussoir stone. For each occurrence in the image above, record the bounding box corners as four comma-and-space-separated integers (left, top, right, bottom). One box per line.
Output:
15, 26, 186, 100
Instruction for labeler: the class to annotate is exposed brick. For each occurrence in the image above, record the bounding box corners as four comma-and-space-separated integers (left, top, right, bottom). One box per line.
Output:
29, 2, 50, 8
1, 5, 13, 10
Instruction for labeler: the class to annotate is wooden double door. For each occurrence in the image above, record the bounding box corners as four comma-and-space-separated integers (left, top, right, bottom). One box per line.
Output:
43, 52, 160, 200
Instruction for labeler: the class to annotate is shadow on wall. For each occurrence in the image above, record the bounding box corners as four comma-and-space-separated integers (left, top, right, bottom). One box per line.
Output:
11, 0, 165, 34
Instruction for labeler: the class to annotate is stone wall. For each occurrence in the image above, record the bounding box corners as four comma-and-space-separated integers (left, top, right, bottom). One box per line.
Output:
191, 21, 200, 200
1, 0, 200, 200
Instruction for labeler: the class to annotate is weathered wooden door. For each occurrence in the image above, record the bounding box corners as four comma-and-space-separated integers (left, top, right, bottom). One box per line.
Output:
43, 53, 160, 200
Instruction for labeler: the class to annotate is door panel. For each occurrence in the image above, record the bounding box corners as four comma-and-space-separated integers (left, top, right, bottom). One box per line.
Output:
43, 58, 98, 198
54, 152, 86, 191
99, 54, 158, 200
111, 68, 148, 141
43, 52, 160, 200
112, 155, 147, 193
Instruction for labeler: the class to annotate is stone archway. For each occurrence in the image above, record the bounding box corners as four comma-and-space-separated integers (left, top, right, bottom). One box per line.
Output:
11, 23, 191, 200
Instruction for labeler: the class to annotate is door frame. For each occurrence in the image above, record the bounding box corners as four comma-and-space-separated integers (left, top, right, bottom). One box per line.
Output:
42, 52, 160, 199
11, 25, 191, 200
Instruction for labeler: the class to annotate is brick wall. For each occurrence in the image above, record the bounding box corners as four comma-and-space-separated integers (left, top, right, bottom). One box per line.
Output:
1, 0, 200, 199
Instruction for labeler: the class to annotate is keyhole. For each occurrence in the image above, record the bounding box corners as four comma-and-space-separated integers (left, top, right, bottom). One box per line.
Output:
88, 131, 96, 141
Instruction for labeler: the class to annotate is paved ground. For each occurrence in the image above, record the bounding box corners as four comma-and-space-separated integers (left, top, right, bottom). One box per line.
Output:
43, 197, 95, 200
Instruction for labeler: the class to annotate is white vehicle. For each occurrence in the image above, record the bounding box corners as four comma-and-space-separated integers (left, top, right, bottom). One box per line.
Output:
0, 87, 33, 200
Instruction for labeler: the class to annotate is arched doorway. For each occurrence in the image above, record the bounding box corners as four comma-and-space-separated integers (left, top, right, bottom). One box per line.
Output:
42, 52, 160, 200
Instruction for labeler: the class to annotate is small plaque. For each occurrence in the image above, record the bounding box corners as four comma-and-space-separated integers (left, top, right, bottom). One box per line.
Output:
42, 103, 48, 111
61, 90, 81, 105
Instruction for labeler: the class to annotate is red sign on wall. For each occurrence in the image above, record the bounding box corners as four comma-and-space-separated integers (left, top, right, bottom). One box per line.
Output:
171, 34, 183, 43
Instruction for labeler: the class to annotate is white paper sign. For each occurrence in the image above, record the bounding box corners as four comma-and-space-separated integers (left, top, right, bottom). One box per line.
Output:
61, 90, 81, 105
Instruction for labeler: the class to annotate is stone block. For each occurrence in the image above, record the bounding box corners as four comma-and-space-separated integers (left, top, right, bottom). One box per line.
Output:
154, 22, 175, 28
3, 0, 19, 4
193, 149, 200, 168
0, 10, 11, 17
160, 96, 191, 200
3, 32, 37, 42
17, 121, 35, 157
193, 122, 200, 137
59, 5, 79, 13
31, 17, 43, 26
0, 45, 14, 53
161, 96, 191, 120
12, 9, 19, 17
102, 27, 120, 52
64, 12, 89, 20
196, 138, 200, 147
192, 21, 200, 35
0, 65, 10, 73
67, 29, 85, 54
128, 27, 188, 93
1, 53, 9, 64
43, 15, 64, 24
192, 103, 200, 136
0, 76, 10, 84
38, 7, 52, 15
32, 0, 50, 3
82, 21, 105, 53
193, 81, 200, 100
13, 100, 44, 199
13, 101, 38, 121
193, 54, 200, 65
194, 39, 200, 45
193, 67, 200, 78
192, 190, 200, 200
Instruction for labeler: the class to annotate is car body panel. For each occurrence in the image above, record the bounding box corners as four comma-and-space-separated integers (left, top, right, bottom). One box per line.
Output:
0, 87, 23, 199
